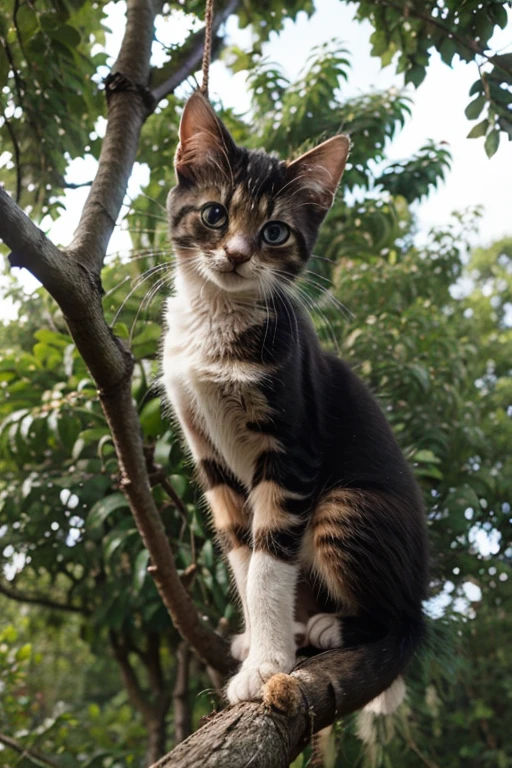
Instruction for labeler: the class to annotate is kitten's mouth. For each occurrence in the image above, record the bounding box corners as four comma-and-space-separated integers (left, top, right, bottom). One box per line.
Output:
217, 264, 245, 275
206, 265, 258, 293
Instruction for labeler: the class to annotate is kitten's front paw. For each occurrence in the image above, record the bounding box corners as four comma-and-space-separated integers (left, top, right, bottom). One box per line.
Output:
226, 654, 295, 704
230, 632, 251, 662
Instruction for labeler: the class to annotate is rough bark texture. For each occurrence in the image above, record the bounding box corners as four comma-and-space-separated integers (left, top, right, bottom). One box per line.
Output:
153, 641, 402, 768
173, 642, 192, 744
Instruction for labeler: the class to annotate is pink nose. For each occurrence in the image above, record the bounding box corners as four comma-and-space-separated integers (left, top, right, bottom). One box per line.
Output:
225, 235, 252, 265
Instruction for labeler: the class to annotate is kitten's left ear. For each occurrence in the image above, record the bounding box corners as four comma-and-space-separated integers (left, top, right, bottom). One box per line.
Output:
175, 91, 236, 181
285, 135, 350, 210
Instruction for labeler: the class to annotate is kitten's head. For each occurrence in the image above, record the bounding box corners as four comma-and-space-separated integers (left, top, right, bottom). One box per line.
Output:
167, 91, 349, 296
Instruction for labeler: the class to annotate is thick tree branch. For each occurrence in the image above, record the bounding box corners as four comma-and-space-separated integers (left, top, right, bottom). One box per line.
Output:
151, 641, 402, 768
151, 0, 240, 103
0, 578, 90, 615
0, 731, 61, 768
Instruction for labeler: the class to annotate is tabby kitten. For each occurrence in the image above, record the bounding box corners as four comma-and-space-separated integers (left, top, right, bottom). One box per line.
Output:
162, 91, 428, 709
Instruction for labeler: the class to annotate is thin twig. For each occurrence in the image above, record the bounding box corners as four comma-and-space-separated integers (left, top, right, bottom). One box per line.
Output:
0, 732, 61, 768
0, 579, 90, 615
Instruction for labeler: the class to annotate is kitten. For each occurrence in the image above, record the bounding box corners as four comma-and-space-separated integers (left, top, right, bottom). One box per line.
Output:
162, 91, 429, 709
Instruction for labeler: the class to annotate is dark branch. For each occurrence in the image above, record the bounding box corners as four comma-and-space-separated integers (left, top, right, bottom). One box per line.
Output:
0, 579, 90, 615
4, 117, 22, 203
110, 630, 155, 722
173, 642, 192, 744
151, 0, 240, 103
0, 731, 61, 768
62, 180, 94, 189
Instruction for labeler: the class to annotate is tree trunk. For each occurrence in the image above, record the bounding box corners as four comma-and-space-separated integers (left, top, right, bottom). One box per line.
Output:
145, 718, 167, 768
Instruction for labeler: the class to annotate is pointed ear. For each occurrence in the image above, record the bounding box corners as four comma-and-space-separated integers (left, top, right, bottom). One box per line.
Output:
285, 135, 350, 209
175, 91, 236, 181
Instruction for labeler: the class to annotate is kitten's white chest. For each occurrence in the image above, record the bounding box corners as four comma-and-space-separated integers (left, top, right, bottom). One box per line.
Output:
162, 295, 274, 488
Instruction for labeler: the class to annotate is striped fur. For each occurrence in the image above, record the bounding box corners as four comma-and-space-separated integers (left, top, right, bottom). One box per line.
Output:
162, 92, 429, 710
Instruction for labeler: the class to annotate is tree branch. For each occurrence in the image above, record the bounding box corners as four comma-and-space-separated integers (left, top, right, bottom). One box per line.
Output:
173, 642, 192, 744
151, 0, 240, 103
151, 641, 402, 768
67, 0, 157, 272
0, 578, 90, 615
0, 731, 61, 768
110, 630, 155, 722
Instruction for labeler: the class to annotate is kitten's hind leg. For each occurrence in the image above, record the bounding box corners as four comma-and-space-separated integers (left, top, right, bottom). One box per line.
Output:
305, 613, 342, 649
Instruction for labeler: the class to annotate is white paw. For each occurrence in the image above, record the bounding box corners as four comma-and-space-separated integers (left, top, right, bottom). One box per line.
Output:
226, 653, 295, 704
305, 613, 342, 649
230, 632, 251, 661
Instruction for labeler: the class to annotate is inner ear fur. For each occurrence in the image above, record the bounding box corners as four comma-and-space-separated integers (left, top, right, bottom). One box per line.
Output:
175, 91, 236, 180
285, 135, 350, 209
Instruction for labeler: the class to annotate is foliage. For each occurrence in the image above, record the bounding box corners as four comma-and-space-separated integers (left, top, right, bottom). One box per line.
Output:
0, 0, 511, 766
354, 0, 512, 156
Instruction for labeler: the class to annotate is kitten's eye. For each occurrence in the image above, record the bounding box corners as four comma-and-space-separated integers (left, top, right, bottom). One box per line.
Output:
201, 203, 228, 229
261, 221, 290, 246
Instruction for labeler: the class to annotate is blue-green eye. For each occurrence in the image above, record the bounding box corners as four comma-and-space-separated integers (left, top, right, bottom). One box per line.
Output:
201, 202, 228, 229
261, 221, 290, 246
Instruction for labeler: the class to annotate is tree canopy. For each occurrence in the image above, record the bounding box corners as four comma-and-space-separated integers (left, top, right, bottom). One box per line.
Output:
0, 1, 511, 766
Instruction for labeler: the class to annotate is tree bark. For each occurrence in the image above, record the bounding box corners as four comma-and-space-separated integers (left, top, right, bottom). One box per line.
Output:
173, 642, 192, 744
151, 641, 402, 768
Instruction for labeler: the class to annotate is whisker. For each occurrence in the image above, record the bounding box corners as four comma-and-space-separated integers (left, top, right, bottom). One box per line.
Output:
125, 190, 168, 215
120, 205, 168, 223
111, 263, 172, 327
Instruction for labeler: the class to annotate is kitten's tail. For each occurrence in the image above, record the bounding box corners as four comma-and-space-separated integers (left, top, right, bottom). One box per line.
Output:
341, 614, 425, 743
297, 614, 424, 726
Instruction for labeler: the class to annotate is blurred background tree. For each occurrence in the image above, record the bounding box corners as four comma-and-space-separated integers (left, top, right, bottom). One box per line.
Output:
1, 1, 511, 766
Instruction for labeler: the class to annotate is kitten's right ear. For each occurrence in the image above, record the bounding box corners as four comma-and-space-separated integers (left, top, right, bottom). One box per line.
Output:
175, 91, 236, 181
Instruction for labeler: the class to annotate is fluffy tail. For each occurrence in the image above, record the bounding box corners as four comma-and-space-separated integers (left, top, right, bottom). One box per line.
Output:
295, 614, 424, 720
338, 614, 425, 743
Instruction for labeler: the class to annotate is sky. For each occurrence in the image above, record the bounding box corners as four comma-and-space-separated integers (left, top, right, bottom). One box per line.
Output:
1, 0, 511, 310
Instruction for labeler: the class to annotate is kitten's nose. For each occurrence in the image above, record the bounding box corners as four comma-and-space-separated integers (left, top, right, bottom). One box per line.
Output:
224, 234, 252, 265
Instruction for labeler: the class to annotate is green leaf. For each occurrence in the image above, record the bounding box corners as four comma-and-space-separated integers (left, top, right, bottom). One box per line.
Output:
34, 329, 69, 348
133, 549, 150, 593
78, 427, 110, 445
15, 643, 32, 662
170, 474, 187, 496
414, 449, 441, 464
405, 65, 426, 88
408, 363, 430, 392
48, 24, 81, 48
467, 119, 489, 139
139, 398, 164, 439
86, 493, 129, 531
469, 79, 484, 97
16, 4, 39, 41
484, 129, 500, 158
439, 38, 457, 66
465, 95, 486, 121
